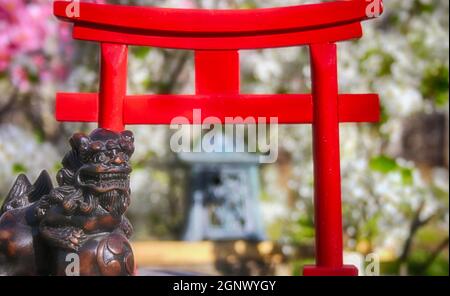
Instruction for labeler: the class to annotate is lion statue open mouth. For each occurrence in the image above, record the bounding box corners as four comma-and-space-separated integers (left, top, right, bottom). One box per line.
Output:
74, 130, 133, 193
0, 129, 136, 276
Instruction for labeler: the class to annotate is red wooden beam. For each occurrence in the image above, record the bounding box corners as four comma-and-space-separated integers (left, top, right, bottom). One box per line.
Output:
53, 0, 382, 35
98, 43, 128, 131
55, 93, 379, 125
195, 50, 240, 94
303, 43, 358, 276
72, 23, 362, 51
52, 0, 383, 50
311, 43, 344, 268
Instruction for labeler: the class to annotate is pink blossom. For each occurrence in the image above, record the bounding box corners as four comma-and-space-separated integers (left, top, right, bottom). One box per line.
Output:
0, 33, 10, 71
0, 0, 25, 22
1, 1, 50, 65
0, 0, 73, 89
11, 64, 30, 92
32, 54, 45, 69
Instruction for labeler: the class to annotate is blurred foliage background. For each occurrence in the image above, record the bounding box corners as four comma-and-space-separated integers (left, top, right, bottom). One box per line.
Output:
0, 0, 448, 275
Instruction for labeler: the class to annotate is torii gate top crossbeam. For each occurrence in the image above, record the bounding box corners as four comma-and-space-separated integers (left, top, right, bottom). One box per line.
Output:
54, 0, 383, 50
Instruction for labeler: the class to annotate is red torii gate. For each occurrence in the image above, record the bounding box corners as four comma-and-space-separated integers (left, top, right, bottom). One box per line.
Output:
53, 0, 384, 276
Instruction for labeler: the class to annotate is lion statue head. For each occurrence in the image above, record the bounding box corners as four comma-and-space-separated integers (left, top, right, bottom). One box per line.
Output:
55, 129, 135, 216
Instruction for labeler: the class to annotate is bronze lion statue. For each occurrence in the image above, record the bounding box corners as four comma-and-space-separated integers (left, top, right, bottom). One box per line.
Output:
0, 129, 135, 276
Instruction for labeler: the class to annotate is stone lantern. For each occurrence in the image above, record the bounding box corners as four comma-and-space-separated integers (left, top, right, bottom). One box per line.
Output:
179, 134, 265, 242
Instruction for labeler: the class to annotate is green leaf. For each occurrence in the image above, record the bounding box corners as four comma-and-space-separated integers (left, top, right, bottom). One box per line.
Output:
421, 64, 449, 107
378, 53, 395, 76
359, 49, 394, 77
436, 91, 449, 107
34, 129, 45, 144
379, 105, 390, 125
12, 163, 27, 174
361, 213, 381, 240
400, 168, 413, 185
53, 162, 63, 172
132, 47, 151, 59
413, 0, 435, 14
369, 155, 398, 174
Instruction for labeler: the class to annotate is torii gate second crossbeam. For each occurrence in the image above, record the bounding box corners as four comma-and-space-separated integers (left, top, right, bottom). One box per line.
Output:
53, 0, 384, 276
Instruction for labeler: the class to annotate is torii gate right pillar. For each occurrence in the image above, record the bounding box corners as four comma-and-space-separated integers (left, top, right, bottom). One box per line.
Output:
303, 43, 358, 276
